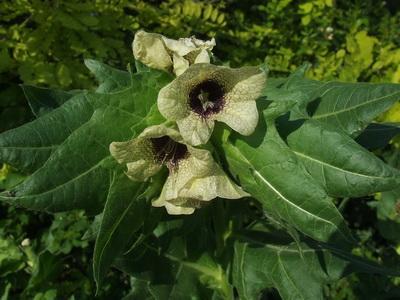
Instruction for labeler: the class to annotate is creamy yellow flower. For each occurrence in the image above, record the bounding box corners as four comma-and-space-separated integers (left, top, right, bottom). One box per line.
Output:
109, 125, 248, 215
157, 63, 267, 146
132, 30, 215, 76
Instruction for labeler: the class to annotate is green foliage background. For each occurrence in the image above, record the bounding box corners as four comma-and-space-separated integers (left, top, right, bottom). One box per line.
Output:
1, 0, 400, 298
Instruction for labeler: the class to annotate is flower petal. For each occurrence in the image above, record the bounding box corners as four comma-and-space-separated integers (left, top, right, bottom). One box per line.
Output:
215, 100, 259, 136
126, 159, 162, 182
158, 146, 248, 202
152, 196, 196, 215
224, 71, 266, 103
157, 81, 190, 121
172, 53, 190, 76
149, 138, 248, 215
110, 139, 160, 181
177, 114, 215, 146
194, 49, 211, 64
152, 178, 198, 215
132, 30, 172, 71
179, 165, 249, 201
215, 71, 265, 135
162, 36, 215, 57
109, 139, 150, 165
170, 147, 215, 194
162, 36, 196, 56
158, 64, 266, 144
139, 124, 183, 143
165, 202, 195, 215
157, 64, 220, 122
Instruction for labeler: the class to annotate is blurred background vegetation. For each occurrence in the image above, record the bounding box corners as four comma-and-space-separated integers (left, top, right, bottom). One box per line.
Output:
1, 0, 400, 299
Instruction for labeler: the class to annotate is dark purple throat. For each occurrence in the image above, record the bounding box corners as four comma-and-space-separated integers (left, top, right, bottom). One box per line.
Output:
150, 136, 188, 166
189, 80, 225, 117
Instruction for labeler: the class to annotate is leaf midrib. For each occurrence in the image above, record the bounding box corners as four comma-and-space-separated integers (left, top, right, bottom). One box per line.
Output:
94, 176, 146, 284
293, 150, 395, 180
229, 145, 338, 228
0, 156, 109, 201
0, 145, 57, 150
312, 90, 400, 119
226, 141, 356, 244
252, 168, 336, 225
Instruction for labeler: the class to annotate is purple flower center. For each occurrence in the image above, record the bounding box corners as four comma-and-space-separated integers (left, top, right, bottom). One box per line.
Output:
150, 136, 188, 167
189, 80, 225, 117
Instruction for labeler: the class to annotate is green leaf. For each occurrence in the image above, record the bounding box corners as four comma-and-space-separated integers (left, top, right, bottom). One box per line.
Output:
234, 241, 337, 300
0, 93, 95, 173
82, 213, 103, 241
0, 165, 25, 190
262, 65, 321, 119
0, 67, 172, 214
0, 236, 25, 276
374, 187, 400, 243
286, 120, 400, 197
56, 11, 85, 31
42, 211, 90, 254
134, 60, 153, 73
0, 84, 31, 133
26, 252, 63, 292
310, 82, 400, 135
1, 283, 11, 300
93, 172, 149, 289
232, 232, 399, 300
0, 48, 14, 73
21, 85, 78, 117
261, 87, 302, 120
115, 237, 230, 300
220, 120, 352, 244
84, 59, 132, 93
56, 63, 73, 87
114, 205, 233, 300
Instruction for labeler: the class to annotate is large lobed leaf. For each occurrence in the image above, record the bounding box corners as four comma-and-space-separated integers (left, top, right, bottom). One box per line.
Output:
84, 59, 132, 93
0, 61, 172, 214
93, 170, 167, 289
310, 82, 400, 135
265, 65, 400, 138
220, 120, 352, 245
286, 120, 400, 197
93, 172, 148, 289
252, 65, 400, 242
22, 85, 79, 118
232, 228, 399, 300
0, 92, 94, 173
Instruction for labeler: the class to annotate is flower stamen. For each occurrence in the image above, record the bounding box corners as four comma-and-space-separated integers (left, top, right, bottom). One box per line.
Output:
189, 80, 225, 117
150, 136, 188, 168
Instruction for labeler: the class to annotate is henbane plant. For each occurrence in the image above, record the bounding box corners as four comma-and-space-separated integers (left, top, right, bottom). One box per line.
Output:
1, 31, 400, 299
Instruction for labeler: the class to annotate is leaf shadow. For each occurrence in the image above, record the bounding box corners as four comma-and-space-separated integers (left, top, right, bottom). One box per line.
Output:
306, 97, 322, 117
275, 113, 305, 142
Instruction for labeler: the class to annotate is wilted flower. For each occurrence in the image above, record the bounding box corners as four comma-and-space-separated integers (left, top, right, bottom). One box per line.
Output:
157, 63, 266, 146
109, 125, 248, 215
132, 30, 215, 76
